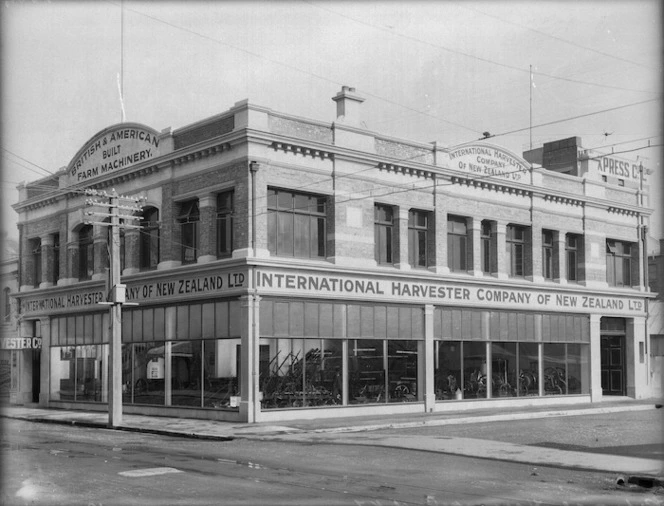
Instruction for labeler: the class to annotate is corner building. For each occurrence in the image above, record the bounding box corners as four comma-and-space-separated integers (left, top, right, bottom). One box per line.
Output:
13, 87, 655, 422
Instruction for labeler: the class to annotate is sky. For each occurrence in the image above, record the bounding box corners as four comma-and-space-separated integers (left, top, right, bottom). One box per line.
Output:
2, 1, 662, 250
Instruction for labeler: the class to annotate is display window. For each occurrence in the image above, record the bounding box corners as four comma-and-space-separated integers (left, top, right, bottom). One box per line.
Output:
50, 345, 107, 402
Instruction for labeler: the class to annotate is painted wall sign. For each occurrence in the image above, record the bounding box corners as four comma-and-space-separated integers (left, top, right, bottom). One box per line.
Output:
19, 271, 247, 314
448, 143, 531, 182
256, 270, 646, 316
66, 123, 163, 186
588, 154, 646, 182
0, 337, 42, 350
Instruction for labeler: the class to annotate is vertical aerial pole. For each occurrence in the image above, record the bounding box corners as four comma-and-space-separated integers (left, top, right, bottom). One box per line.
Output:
529, 64, 533, 150
108, 190, 123, 426
84, 189, 142, 428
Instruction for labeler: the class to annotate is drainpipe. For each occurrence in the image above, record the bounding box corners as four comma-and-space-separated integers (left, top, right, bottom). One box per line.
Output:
639, 163, 650, 387
249, 161, 260, 422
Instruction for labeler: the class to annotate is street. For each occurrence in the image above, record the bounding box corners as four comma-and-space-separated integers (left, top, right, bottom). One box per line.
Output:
2, 412, 663, 506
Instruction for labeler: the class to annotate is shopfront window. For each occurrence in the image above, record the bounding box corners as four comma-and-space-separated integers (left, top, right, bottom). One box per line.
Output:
50, 345, 107, 402
517, 342, 539, 396
435, 341, 462, 400
259, 338, 343, 409
490, 342, 517, 398
463, 341, 487, 399
124, 342, 166, 406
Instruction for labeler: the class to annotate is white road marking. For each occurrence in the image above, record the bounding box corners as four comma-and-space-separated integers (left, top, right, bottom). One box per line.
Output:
118, 467, 183, 477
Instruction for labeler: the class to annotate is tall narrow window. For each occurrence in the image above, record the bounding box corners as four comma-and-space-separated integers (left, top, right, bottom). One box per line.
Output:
542, 230, 554, 280
447, 215, 468, 272
481, 220, 493, 274
3, 287, 11, 321
507, 224, 526, 277
179, 200, 200, 264
374, 204, 394, 264
216, 191, 234, 258
566, 234, 580, 282
78, 225, 94, 280
408, 210, 428, 268
606, 239, 635, 287
53, 234, 60, 283
267, 189, 326, 258
140, 207, 160, 270
30, 238, 42, 287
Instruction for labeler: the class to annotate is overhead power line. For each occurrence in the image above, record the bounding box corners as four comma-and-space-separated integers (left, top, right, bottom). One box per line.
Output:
303, 0, 659, 96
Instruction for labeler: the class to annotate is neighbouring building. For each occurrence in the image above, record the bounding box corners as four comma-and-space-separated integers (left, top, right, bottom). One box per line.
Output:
648, 238, 663, 398
0, 235, 34, 404
11, 87, 656, 423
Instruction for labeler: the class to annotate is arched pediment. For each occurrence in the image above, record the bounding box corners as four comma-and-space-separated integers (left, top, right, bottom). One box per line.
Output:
66, 123, 164, 187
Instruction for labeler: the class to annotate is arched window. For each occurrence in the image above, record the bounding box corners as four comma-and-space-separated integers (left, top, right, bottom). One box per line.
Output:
140, 207, 160, 270
78, 225, 94, 280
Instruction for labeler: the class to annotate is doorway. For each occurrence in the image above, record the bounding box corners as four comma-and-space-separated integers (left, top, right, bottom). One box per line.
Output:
32, 349, 41, 403
601, 336, 625, 395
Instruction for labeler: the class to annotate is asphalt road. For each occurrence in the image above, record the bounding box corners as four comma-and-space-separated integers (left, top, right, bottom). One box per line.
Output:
2, 417, 663, 505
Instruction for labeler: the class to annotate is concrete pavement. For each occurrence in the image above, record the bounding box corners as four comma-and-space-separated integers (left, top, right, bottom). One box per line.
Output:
2, 399, 663, 479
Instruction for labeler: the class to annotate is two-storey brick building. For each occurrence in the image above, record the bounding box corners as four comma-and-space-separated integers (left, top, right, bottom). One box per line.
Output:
12, 87, 655, 422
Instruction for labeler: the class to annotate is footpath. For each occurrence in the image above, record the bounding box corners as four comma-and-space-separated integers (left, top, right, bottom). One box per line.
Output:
2, 398, 663, 480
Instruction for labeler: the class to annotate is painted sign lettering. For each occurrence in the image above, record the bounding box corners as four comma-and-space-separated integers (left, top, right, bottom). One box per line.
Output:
67, 124, 162, 186
448, 143, 531, 182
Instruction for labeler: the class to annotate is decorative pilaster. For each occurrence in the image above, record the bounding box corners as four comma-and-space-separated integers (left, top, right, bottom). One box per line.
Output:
494, 221, 508, 279
40, 235, 55, 288
123, 228, 140, 275
469, 218, 483, 277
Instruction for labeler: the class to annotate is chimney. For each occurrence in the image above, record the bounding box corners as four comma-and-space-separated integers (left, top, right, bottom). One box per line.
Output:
332, 86, 365, 126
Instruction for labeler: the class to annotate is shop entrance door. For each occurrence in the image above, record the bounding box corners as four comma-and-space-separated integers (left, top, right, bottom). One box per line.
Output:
32, 349, 41, 403
600, 335, 625, 395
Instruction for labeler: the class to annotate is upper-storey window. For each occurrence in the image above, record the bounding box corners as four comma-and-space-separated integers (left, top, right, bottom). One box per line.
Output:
566, 233, 581, 282
481, 220, 494, 274
606, 239, 636, 287
447, 215, 469, 272
216, 191, 234, 258
408, 210, 429, 268
542, 230, 554, 280
179, 200, 200, 265
507, 224, 527, 277
268, 188, 326, 259
140, 207, 160, 270
78, 225, 94, 280
30, 238, 41, 287
3, 287, 10, 321
53, 234, 60, 283
374, 204, 394, 265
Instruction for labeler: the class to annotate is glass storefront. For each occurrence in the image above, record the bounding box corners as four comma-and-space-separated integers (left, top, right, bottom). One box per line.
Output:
50, 344, 107, 402
259, 337, 421, 409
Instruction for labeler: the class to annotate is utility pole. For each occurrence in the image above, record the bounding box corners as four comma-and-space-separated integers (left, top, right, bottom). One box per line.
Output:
84, 188, 142, 427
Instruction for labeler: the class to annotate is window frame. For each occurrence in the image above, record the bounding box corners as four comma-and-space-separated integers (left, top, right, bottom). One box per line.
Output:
30, 238, 42, 287
267, 188, 327, 259
447, 215, 468, 272
408, 209, 429, 268
179, 200, 200, 265
507, 224, 526, 277
566, 234, 579, 282
78, 225, 94, 281
216, 191, 234, 259
606, 239, 634, 287
140, 207, 160, 271
542, 230, 554, 280
374, 204, 394, 265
